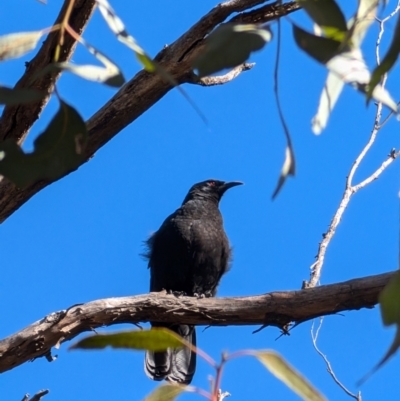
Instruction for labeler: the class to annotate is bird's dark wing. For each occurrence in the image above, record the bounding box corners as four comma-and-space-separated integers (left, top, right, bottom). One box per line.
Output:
146, 212, 193, 293
187, 218, 231, 296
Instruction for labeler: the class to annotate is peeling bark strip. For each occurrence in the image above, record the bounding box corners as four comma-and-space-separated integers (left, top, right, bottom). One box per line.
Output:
0, 1, 299, 223
0, 271, 393, 374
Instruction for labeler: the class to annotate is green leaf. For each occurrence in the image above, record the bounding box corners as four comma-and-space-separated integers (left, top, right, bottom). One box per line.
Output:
95, 0, 206, 123
359, 328, 400, 384
96, 0, 157, 72
375, 324, 400, 371
374, 328, 400, 375
292, 24, 341, 64
380, 271, 400, 326
312, 73, 344, 134
311, 0, 379, 135
326, 48, 397, 112
0, 86, 46, 105
0, 31, 43, 61
358, 272, 400, 384
143, 384, 186, 401
368, 13, 400, 99
193, 23, 272, 77
136, 53, 156, 72
296, 0, 347, 40
272, 144, 295, 199
36, 38, 125, 87
70, 329, 185, 352
254, 351, 327, 401
350, 0, 379, 47
0, 100, 87, 188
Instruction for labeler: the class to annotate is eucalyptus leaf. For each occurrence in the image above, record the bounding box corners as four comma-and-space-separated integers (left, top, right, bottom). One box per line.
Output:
292, 24, 341, 64
0, 31, 43, 61
71, 328, 185, 352
254, 350, 327, 401
143, 384, 186, 401
0, 86, 45, 105
193, 23, 272, 77
297, 0, 347, 40
0, 100, 87, 188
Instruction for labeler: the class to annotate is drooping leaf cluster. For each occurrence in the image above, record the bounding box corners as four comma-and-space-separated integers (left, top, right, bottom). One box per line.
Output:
72, 328, 327, 401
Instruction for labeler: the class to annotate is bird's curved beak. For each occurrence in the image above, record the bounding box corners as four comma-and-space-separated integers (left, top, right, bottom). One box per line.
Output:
220, 181, 243, 194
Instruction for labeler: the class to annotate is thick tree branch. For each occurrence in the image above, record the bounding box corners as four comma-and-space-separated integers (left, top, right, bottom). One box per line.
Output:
0, 1, 299, 223
0, 0, 97, 144
0, 0, 97, 223
0, 271, 393, 374
230, 0, 300, 23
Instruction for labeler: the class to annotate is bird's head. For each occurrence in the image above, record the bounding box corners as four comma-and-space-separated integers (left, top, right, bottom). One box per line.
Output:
182, 179, 243, 204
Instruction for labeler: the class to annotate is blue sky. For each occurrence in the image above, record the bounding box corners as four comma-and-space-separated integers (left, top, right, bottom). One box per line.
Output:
1, 1, 400, 400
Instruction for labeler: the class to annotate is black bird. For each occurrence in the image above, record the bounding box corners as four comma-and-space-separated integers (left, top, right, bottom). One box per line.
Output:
144, 179, 242, 385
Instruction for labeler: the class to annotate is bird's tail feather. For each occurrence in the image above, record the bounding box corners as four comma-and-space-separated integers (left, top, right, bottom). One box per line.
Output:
144, 324, 196, 385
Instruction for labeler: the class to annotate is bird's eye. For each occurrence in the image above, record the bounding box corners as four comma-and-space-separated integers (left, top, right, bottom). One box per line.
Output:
208, 181, 216, 187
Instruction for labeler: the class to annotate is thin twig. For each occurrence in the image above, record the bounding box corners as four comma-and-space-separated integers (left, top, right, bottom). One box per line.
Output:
218, 389, 231, 400
311, 319, 361, 401
353, 150, 400, 191
307, 111, 391, 288
375, 1, 400, 66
